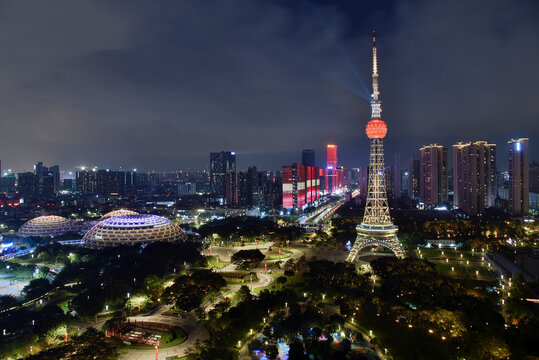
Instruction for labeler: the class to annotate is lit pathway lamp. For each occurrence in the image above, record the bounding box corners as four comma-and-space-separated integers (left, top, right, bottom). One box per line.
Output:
155, 344, 159, 360
250, 274, 253, 291
65, 331, 68, 345
264, 263, 267, 273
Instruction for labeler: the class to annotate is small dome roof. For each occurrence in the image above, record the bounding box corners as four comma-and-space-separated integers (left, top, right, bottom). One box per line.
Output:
18, 215, 77, 238
100, 209, 139, 220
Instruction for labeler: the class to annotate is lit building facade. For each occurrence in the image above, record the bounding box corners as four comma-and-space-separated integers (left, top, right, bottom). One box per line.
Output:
453, 141, 497, 215
210, 151, 236, 200
508, 138, 529, 216
326, 144, 337, 193
76, 169, 136, 196
419, 144, 448, 207
408, 158, 420, 200
282, 163, 320, 209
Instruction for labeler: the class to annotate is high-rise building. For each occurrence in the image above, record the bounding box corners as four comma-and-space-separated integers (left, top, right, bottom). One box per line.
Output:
326, 145, 337, 169
529, 161, 539, 194
225, 171, 239, 206
393, 154, 401, 198
350, 168, 360, 185
326, 144, 337, 193
359, 166, 369, 196
246, 166, 260, 207
508, 138, 529, 216
419, 144, 448, 207
282, 163, 320, 209
347, 32, 405, 262
178, 182, 196, 196
210, 151, 236, 200
76, 169, 136, 196
400, 169, 409, 197
385, 166, 395, 199
408, 157, 420, 200
453, 141, 497, 215
50, 165, 60, 194
301, 149, 315, 167
17, 172, 38, 200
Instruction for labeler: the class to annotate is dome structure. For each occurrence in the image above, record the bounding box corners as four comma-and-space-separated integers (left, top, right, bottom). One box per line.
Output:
18, 215, 78, 238
83, 214, 185, 249
366, 119, 387, 139
100, 209, 139, 220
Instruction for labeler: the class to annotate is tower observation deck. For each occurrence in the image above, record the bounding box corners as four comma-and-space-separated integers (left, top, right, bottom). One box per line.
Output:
347, 33, 406, 262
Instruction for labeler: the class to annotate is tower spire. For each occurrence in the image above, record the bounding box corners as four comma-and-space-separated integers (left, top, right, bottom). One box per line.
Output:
371, 31, 381, 119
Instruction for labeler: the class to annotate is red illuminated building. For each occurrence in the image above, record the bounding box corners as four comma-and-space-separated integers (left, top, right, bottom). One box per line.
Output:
326, 144, 339, 194
327, 145, 337, 169
282, 163, 320, 209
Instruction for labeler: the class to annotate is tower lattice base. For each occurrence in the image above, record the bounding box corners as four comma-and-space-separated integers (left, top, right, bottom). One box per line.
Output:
347, 224, 406, 262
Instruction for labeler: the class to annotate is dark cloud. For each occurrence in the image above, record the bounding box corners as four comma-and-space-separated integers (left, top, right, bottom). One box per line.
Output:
0, 0, 537, 173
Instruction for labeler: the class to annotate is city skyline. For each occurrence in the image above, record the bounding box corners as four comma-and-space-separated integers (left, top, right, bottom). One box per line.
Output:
0, 0, 537, 173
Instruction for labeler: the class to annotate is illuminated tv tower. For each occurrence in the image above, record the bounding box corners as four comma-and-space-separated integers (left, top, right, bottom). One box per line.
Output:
347, 32, 406, 261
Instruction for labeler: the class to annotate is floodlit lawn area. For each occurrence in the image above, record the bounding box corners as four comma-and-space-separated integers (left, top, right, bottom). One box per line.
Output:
264, 248, 293, 261
352, 315, 455, 360
204, 256, 230, 269
417, 248, 480, 261
251, 273, 281, 294
435, 263, 498, 281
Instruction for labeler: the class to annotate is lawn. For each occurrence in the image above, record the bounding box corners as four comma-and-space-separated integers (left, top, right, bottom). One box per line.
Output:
435, 263, 498, 281
204, 255, 230, 270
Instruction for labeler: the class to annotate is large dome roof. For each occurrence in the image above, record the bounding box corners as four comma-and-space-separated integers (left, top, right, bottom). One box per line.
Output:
100, 209, 139, 220
83, 214, 185, 249
18, 215, 77, 238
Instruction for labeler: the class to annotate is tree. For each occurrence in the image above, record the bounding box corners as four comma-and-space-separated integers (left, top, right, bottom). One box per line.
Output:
472, 335, 511, 360
265, 344, 279, 359
0, 295, 18, 311
22, 278, 52, 299
288, 338, 307, 360
231, 249, 265, 265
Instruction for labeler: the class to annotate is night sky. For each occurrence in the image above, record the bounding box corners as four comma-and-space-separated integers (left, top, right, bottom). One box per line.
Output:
0, 0, 537, 173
